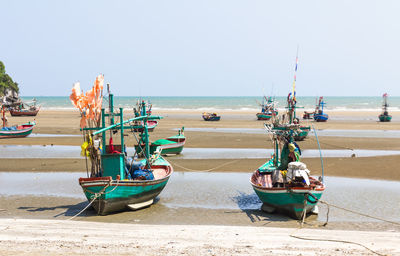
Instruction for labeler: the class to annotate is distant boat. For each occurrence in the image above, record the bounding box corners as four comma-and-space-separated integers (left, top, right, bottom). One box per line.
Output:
273, 52, 310, 141
379, 93, 392, 122
202, 112, 221, 121
136, 127, 186, 156
256, 96, 278, 120
313, 97, 329, 122
0, 105, 35, 139
9, 107, 40, 117
9, 99, 40, 117
132, 120, 158, 132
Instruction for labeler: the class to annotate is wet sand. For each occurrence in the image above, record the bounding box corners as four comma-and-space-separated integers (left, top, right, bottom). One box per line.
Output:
2, 155, 400, 181
1, 110, 400, 180
1, 109, 400, 255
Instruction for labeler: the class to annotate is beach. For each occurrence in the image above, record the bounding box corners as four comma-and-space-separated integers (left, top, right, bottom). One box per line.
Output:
1, 109, 400, 255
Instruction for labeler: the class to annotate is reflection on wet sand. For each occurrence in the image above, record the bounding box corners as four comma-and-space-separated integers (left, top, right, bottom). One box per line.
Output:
1, 172, 399, 225
182, 127, 400, 138
1, 145, 399, 159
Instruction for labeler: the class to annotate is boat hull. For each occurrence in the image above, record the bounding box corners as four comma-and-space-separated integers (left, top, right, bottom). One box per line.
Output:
314, 114, 329, 122
79, 175, 171, 215
379, 114, 392, 122
256, 113, 272, 120
9, 109, 40, 117
294, 127, 310, 141
203, 116, 221, 121
0, 123, 35, 139
252, 185, 324, 219
133, 120, 158, 132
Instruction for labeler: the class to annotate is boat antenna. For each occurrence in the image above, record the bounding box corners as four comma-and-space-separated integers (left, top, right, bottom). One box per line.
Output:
311, 124, 324, 183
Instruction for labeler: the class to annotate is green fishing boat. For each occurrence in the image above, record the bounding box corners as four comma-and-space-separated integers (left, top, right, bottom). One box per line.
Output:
378, 93, 392, 122
274, 53, 310, 141
256, 96, 278, 120
135, 127, 186, 156
251, 54, 324, 219
250, 123, 325, 219
71, 77, 173, 215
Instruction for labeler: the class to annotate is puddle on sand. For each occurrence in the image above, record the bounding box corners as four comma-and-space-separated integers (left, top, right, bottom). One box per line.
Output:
0, 172, 399, 223
173, 148, 400, 159
181, 127, 400, 138
0, 145, 399, 159
29, 133, 80, 138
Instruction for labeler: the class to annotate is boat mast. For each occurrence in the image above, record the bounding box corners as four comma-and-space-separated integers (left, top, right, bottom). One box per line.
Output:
383, 93, 388, 113
288, 47, 299, 123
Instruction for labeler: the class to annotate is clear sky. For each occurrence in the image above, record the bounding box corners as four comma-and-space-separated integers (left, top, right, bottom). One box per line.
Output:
1, 0, 399, 96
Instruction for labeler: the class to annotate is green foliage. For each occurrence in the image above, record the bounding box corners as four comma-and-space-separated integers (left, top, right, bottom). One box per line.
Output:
0, 61, 19, 96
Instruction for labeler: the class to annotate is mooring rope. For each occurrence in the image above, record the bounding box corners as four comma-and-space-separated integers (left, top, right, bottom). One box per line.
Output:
319, 200, 400, 226
67, 179, 120, 220
167, 159, 241, 172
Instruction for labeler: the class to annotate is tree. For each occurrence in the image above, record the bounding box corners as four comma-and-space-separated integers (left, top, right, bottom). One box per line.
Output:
0, 61, 19, 96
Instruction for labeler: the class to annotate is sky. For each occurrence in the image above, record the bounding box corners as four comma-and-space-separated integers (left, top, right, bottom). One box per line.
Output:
1, 0, 399, 97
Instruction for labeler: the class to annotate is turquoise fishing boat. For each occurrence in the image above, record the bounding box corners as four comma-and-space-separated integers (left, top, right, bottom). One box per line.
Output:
256, 96, 278, 120
135, 127, 186, 156
379, 93, 392, 122
71, 77, 173, 215
250, 123, 325, 219
274, 53, 310, 141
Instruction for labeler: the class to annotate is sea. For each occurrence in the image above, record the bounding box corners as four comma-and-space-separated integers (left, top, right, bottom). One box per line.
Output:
21, 96, 400, 112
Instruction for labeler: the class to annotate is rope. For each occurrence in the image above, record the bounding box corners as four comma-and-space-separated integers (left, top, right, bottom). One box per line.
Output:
289, 230, 386, 256
67, 192, 100, 221
167, 159, 241, 172
307, 135, 354, 151
319, 200, 400, 226
67, 179, 120, 220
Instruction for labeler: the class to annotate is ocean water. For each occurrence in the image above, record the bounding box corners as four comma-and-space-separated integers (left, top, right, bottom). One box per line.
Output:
21, 96, 400, 112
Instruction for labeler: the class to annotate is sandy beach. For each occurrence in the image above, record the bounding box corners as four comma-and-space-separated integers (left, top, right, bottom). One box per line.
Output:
0, 218, 399, 256
1, 110, 400, 255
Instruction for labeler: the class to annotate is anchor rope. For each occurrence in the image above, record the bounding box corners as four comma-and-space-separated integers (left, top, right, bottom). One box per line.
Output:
68, 179, 120, 220
319, 200, 400, 226
307, 136, 354, 151
167, 159, 241, 172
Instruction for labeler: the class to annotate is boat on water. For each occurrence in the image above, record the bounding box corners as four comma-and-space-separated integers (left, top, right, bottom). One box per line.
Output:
256, 96, 278, 120
0, 105, 35, 139
379, 93, 392, 122
250, 123, 325, 219
135, 127, 186, 156
70, 76, 173, 215
313, 97, 329, 122
202, 112, 221, 121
